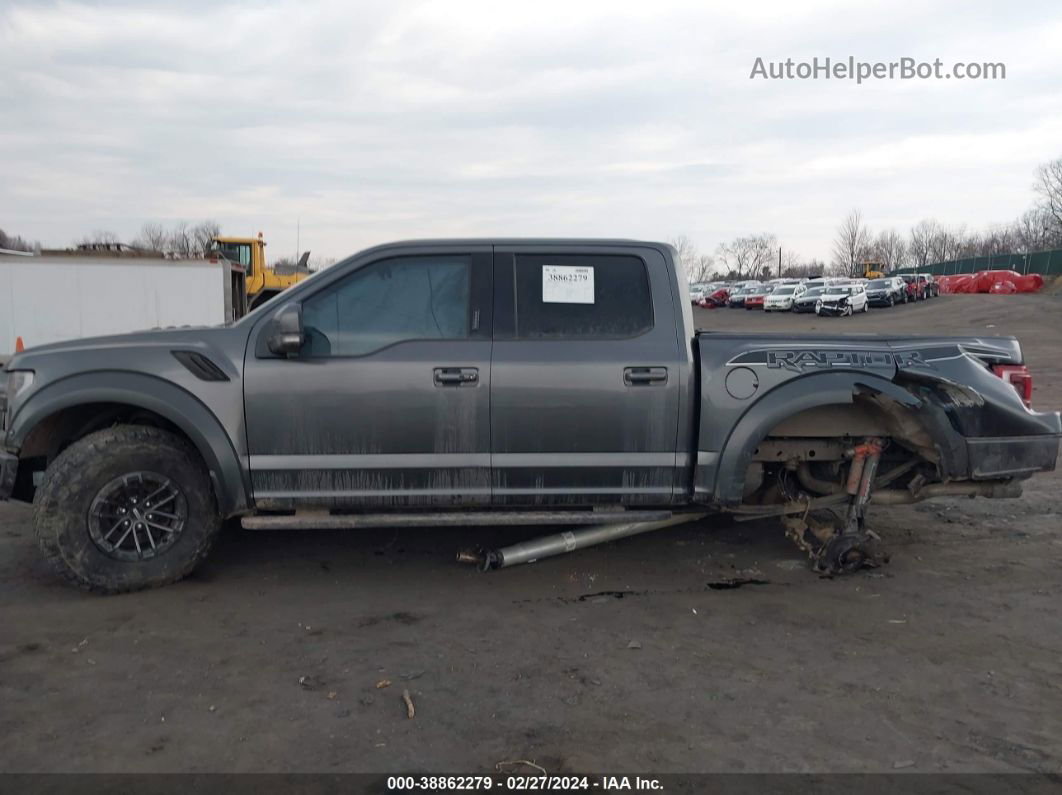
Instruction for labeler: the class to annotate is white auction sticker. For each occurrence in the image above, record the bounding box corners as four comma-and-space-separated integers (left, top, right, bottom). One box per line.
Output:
542, 265, 595, 304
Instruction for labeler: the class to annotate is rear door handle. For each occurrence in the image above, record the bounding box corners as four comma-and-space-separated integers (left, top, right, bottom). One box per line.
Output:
434, 367, 479, 386
624, 366, 668, 386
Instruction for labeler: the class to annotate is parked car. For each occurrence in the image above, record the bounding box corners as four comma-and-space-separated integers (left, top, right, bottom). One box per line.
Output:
792, 286, 825, 313
865, 278, 906, 308
696, 286, 730, 308
917, 274, 939, 298
728, 286, 756, 308
2, 238, 1059, 592
745, 285, 773, 310
816, 284, 869, 316
763, 284, 804, 312
899, 274, 926, 301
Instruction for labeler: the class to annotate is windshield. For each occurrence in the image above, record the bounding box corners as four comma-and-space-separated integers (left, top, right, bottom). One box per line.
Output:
772, 286, 796, 295
213, 241, 252, 269
825, 286, 855, 296
868, 279, 888, 289
804, 288, 824, 298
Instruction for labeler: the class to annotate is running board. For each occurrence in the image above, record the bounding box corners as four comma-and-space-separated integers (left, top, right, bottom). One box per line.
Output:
241, 509, 674, 531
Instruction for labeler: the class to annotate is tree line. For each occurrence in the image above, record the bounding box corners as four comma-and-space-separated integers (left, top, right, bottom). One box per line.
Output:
0, 228, 39, 253
76, 220, 222, 258
677, 153, 1062, 282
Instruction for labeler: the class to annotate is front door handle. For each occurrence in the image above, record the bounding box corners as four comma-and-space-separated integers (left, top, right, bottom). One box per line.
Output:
434, 367, 479, 386
624, 366, 668, 386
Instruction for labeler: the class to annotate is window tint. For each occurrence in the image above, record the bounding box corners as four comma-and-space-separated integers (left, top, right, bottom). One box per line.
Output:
514, 254, 652, 338
301, 255, 470, 356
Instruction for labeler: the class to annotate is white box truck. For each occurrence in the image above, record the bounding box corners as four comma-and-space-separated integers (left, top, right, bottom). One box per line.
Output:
0, 251, 246, 355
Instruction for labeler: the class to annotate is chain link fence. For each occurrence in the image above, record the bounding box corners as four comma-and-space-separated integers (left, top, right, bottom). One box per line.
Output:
894, 248, 1062, 276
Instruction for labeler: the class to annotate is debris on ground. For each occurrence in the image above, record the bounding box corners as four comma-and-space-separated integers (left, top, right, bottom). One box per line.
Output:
376, 679, 392, 689
402, 688, 415, 719
496, 760, 548, 775
627, 640, 642, 649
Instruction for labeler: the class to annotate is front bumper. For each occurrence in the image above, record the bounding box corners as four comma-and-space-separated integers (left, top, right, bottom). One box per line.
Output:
817, 303, 847, 316
0, 449, 16, 501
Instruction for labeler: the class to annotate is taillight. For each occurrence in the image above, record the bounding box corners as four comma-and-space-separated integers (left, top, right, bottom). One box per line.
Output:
992, 364, 1033, 408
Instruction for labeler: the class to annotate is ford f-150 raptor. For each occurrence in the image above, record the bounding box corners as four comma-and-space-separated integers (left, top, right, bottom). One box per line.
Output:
1, 239, 1059, 592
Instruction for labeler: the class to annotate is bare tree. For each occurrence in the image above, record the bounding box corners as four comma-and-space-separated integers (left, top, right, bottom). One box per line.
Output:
191, 220, 221, 256
668, 236, 717, 283
168, 221, 194, 257
873, 228, 907, 272
0, 228, 38, 253
908, 219, 938, 268
1034, 156, 1062, 233
715, 233, 777, 279
76, 230, 121, 246
929, 223, 966, 264
1012, 207, 1056, 253
831, 209, 870, 277
133, 222, 168, 252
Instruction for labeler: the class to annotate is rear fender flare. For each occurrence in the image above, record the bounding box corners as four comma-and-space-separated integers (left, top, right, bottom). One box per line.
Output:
710, 372, 940, 506
8, 372, 249, 516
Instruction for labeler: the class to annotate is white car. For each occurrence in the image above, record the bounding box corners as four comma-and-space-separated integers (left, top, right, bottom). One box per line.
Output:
763, 284, 804, 311
815, 284, 869, 316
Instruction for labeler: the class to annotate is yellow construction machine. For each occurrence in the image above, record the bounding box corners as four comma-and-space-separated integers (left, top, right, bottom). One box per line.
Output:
862, 261, 886, 279
210, 232, 310, 311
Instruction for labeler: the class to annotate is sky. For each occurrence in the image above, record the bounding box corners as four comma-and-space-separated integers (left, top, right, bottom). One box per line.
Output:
2, 0, 1061, 264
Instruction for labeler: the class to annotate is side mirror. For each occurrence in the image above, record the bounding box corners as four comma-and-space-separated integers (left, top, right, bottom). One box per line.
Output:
267, 303, 304, 356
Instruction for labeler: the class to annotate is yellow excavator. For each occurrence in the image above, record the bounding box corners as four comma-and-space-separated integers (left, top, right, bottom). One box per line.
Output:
862, 261, 885, 279
210, 232, 310, 312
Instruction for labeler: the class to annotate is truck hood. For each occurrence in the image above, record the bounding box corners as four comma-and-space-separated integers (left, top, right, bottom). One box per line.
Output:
4, 325, 240, 372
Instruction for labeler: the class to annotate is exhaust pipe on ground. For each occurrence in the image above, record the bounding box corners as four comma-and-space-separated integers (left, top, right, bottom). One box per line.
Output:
458, 513, 709, 570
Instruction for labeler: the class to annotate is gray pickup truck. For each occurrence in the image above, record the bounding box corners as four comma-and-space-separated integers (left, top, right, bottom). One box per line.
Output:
2, 239, 1059, 592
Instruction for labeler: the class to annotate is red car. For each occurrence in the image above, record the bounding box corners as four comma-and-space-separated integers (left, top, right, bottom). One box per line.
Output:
744, 286, 771, 309
899, 274, 926, 301
696, 287, 730, 308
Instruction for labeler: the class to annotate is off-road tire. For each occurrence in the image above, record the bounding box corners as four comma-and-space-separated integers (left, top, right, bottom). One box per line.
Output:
34, 425, 221, 594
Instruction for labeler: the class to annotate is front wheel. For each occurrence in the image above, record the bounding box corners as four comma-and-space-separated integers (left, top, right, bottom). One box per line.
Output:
34, 425, 222, 593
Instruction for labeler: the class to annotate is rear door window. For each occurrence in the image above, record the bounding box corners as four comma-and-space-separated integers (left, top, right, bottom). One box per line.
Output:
512, 254, 653, 339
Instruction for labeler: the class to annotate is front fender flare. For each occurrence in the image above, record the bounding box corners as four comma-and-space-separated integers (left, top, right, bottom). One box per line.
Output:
8, 372, 249, 516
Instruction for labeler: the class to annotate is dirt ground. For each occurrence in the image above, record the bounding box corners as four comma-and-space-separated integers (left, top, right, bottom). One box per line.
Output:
1, 294, 1061, 775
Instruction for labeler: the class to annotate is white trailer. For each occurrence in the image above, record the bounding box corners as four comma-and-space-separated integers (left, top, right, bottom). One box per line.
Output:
0, 253, 244, 355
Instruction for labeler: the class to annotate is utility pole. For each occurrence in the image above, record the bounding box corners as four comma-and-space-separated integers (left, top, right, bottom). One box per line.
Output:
778, 247, 782, 278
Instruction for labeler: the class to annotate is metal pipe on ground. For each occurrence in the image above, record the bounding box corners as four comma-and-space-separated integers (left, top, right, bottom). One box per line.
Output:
462, 513, 709, 570
869, 480, 1022, 503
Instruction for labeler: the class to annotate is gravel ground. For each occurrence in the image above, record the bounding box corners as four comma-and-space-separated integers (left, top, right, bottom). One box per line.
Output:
1, 293, 1060, 774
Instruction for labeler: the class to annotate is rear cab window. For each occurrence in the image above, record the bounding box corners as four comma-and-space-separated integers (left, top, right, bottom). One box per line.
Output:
510, 254, 654, 339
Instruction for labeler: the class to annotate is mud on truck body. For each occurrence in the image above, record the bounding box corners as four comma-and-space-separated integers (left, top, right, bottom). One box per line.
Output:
1, 239, 1059, 592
